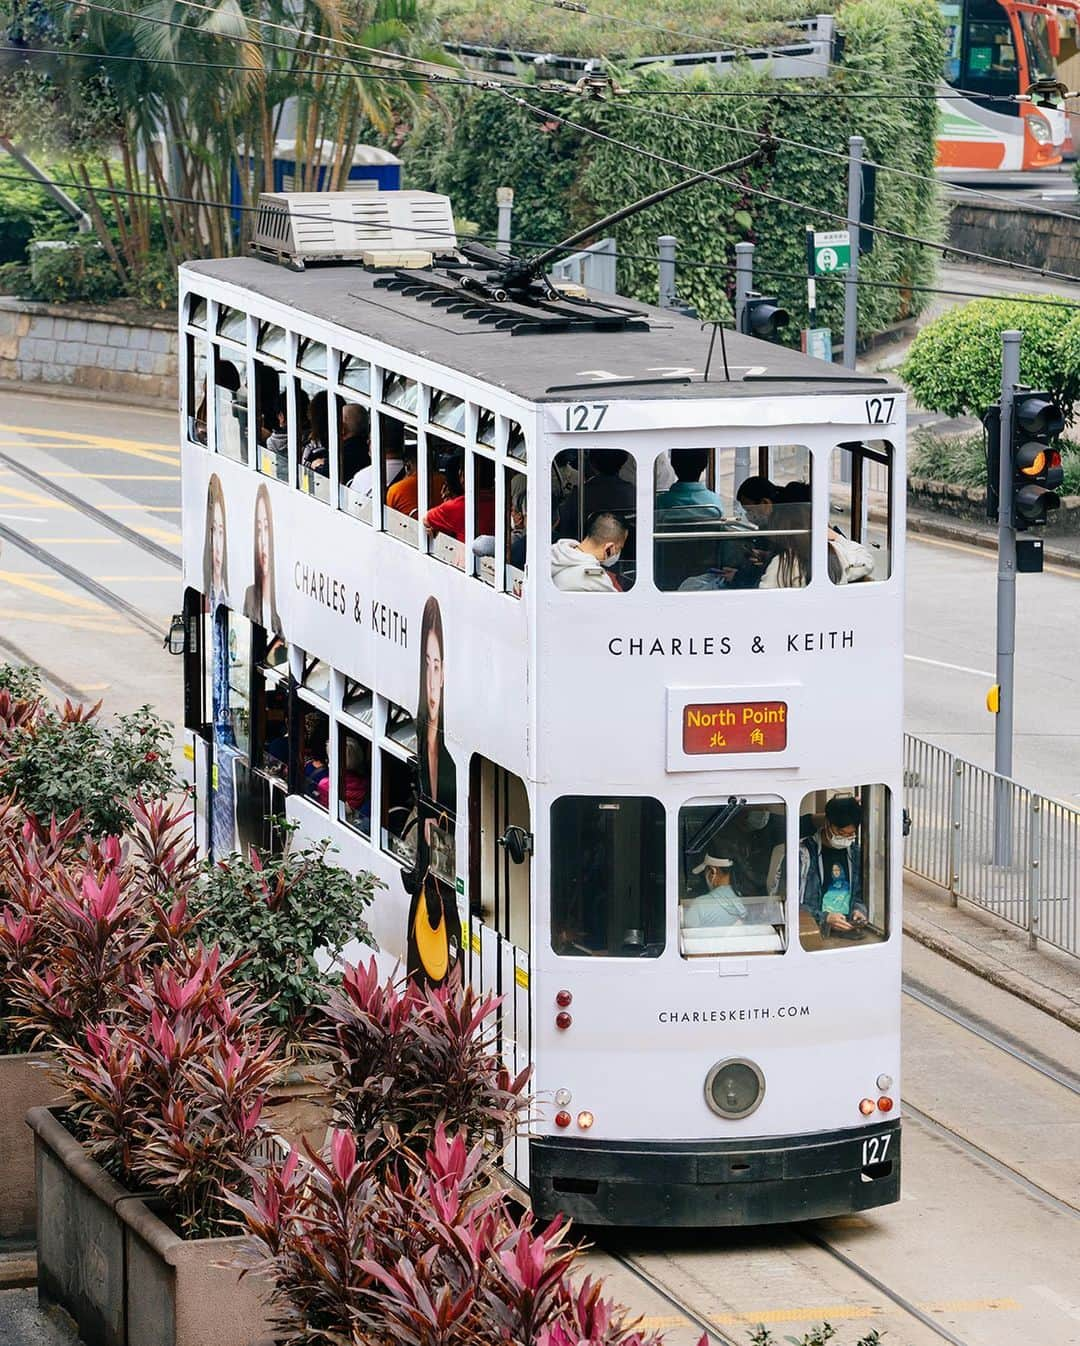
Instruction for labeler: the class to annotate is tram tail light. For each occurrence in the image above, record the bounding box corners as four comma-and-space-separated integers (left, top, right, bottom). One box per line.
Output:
555, 1012, 572, 1030
555, 1110, 572, 1128
555, 989, 573, 1007
859, 1098, 875, 1116
877, 1097, 894, 1113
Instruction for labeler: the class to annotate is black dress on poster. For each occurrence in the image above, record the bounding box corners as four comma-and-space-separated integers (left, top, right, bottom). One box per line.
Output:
404, 596, 462, 987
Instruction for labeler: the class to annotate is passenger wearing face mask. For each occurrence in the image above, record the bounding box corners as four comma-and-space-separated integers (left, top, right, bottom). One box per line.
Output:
550, 513, 628, 593
798, 795, 868, 938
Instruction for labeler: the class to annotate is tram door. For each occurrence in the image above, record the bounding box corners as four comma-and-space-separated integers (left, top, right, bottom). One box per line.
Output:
468, 755, 532, 1181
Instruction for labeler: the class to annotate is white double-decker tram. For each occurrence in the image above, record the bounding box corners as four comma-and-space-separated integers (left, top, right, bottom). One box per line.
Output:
179, 190, 903, 1226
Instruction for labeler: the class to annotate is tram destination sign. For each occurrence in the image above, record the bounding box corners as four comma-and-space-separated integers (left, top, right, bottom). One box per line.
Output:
682, 701, 788, 755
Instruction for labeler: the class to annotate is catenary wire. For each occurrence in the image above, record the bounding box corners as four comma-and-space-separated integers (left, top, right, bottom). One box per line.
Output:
4, 169, 1080, 314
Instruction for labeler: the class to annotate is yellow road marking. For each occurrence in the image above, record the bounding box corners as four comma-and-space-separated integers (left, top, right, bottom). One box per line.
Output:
42, 473, 181, 481
0, 606, 132, 634
0, 429, 178, 468
637, 1299, 1019, 1330
0, 424, 179, 456
0, 484, 72, 509
0, 570, 107, 612
32, 537, 122, 544
135, 525, 181, 542
92, 575, 178, 583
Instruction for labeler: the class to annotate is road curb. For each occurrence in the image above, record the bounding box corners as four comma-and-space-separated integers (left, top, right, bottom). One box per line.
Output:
903, 913, 1080, 1031
902, 509, 1080, 571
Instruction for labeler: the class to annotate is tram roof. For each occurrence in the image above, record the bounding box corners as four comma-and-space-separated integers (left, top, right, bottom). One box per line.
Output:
186, 257, 902, 404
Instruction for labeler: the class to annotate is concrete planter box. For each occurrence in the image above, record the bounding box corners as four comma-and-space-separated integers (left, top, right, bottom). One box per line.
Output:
908, 476, 1080, 533
27, 1106, 274, 1346
0, 1051, 63, 1242
265, 1059, 333, 1152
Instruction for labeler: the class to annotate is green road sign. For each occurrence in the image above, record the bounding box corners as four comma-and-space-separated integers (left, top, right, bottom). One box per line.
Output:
813, 229, 851, 275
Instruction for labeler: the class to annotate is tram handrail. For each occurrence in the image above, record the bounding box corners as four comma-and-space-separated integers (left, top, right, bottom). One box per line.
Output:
903, 733, 1080, 962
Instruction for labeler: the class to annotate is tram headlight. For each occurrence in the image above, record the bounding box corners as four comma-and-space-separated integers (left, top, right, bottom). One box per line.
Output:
1027, 114, 1053, 145
704, 1058, 765, 1120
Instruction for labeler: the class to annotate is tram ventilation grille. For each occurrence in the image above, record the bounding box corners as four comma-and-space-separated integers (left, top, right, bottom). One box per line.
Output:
251, 190, 457, 267
371, 268, 651, 336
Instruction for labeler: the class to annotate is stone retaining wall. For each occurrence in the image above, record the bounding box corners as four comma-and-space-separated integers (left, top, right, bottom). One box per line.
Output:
0, 296, 177, 407
948, 198, 1080, 279
909, 475, 1080, 532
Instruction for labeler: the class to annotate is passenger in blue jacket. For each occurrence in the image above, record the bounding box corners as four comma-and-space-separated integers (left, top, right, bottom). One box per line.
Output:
798, 795, 868, 939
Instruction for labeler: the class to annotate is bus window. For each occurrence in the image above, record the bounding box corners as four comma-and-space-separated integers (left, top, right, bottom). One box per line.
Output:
296, 381, 331, 504
254, 362, 289, 481
337, 726, 372, 839
830, 441, 892, 584
654, 446, 812, 591
470, 451, 497, 584
299, 706, 330, 811
380, 750, 417, 867
336, 397, 370, 514
186, 336, 208, 446
797, 787, 890, 952
550, 796, 664, 958
551, 448, 636, 593
213, 350, 248, 465
677, 801, 786, 958
426, 436, 464, 569
505, 466, 526, 598
961, 0, 1019, 106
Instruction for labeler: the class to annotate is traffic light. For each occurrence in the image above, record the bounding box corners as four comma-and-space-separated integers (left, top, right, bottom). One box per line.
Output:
1011, 390, 1064, 530
740, 293, 790, 341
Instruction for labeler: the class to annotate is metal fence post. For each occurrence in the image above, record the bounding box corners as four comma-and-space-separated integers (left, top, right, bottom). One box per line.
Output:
1029, 795, 1042, 949
658, 235, 677, 310
948, 755, 962, 906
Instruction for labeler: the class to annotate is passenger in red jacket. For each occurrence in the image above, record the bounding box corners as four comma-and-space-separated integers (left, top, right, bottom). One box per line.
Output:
423, 453, 496, 542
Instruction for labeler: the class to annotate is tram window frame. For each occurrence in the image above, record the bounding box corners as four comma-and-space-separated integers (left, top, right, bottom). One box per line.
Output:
298, 338, 328, 380
335, 722, 372, 840
477, 408, 497, 449
550, 447, 637, 594
256, 322, 287, 364
380, 413, 418, 545
379, 744, 418, 868
504, 465, 527, 599
676, 799, 787, 959
252, 629, 290, 784
550, 795, 665, 959
186, 335, 209, 446
425, 433, 465, 569
297, 703, 331, 813
469, 754, 531, 951
216, 305, 247, 344
386, 698, 418, 755
469, 448, 497, 585
429, 389, 467, 439
213, 347, 249, 466
382, 371, 419, 418
300, 652, 331, 702
653, 445, 812, 593
225, 609, 253, 758
796, 786, 891, 953
507, 419, 526, 463
254, 360, 289, 482
295, 378, 332, 505
187, 295, 207, 330
829, 440, 893, 585
182, 587, 207, 736
342, 677, 374, 726
335, 395, 371, 508
339, 353, 371, 397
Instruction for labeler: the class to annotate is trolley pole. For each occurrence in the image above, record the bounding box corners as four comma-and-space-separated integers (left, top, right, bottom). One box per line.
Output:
733, 242, 754, 493
842, 136, 863, 371
993, 330, 1021, 865
658, 235, 677, 310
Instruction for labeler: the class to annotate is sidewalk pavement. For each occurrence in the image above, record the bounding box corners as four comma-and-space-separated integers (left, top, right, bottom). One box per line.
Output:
904, 872, 1080, 1028
904, 502, 1080, 572
0, 1290, 80, 1346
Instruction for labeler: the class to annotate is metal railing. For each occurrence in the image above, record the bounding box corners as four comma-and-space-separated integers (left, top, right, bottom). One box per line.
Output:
903, 733, 1080, 959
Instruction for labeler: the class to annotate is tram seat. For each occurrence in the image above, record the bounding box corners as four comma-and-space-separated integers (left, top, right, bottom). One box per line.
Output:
680, 924, 783, 956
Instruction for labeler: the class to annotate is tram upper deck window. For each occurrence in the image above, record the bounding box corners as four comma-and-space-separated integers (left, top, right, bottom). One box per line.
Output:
551, 448, 636, 593
550, 796, 665, 958
429, 390, 466, 438
382, 372, 418, 417
213, 350, 248, 464
654, 446, 811, 592
829, 441, 892, 583
256, 323, 286, 364
477, 409, 496, 449
187, 295, 207, 330
298, 339, 327, 380
186, 336, 208, 445
469, 452, 497, 583
507, 420, 526, 463
340, 354, 371, 396
678, 801, 786, 958
504, 466, 526, 598
386, 698, 418, 755
296, 381, 332, 504
797, 787, 890, 952
337, 726, 372, 838
254, 361, 289, 481
336, 396, 371, 517
216, 306, 247, 344
382, 415, 418, 546
425, 437, 465, 569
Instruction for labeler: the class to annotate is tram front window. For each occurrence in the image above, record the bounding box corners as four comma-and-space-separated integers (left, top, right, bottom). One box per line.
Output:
550, 796, 665, 957
654, 446, 811, 592
829, 441, 893, 583
798, 786, 890, 951
678, 801, 786, 957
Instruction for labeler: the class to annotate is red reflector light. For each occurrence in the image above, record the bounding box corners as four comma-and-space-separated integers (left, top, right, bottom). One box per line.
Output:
555, 1110, 572, 1128
877, 1096, 894, 1113
555, 1012, 572, 1030
859, 1098, 875, 1116
556, 989, 573, 1008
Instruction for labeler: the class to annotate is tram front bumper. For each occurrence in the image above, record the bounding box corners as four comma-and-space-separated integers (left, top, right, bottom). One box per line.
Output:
530, 1119, 900, 1227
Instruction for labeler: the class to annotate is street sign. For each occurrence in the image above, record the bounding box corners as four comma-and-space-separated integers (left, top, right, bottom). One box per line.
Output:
813, 229, 851, 275
802, 327, 833, 362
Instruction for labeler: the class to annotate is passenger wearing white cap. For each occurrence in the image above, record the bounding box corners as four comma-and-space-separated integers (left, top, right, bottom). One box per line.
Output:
682, 856, 747, 928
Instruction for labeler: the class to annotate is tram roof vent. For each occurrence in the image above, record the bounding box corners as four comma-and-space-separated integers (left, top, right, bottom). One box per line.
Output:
251, 190, 457, 267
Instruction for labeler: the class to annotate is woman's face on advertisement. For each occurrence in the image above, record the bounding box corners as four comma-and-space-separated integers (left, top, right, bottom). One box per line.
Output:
256, 496, 271, 580
211, 497, 225, 584
425, 628, 443, 724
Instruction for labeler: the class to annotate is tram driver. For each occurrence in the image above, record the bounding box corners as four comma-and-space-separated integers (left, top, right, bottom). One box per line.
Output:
798, 795, 868, 939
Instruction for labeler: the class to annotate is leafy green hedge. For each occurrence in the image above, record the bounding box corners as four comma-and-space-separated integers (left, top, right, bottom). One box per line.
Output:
911, 429, 1080, 496
405, 0, 944, 337
901, 296, 1080, 418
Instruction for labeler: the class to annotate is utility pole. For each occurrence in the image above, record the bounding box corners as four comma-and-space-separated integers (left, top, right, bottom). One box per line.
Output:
842, 136, 863, 371
733, 242, 754, 493
657, 235, 677, 310
993, 331, 1022, 864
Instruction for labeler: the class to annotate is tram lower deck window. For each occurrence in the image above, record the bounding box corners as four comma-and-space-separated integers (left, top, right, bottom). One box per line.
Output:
797, 786, 890, 951
678, 800, 786, 957
550, 796, 664, 957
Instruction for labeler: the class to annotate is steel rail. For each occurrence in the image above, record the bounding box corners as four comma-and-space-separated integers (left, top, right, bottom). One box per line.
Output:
599, 1249, 745, 1346
0, 451, 182, 570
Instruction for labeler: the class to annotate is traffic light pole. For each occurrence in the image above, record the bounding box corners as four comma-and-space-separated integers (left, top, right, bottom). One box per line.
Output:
733, 242, 754, 493
842, 136, 863, 372
994, 330, 1021, 864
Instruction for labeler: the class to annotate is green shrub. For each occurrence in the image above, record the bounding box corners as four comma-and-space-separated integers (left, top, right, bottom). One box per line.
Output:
404, 0, 944, 337
901, 296, 1080, 419
910, 428, 1080, 495
0, 167, 72, 265
27, 236, 122, 305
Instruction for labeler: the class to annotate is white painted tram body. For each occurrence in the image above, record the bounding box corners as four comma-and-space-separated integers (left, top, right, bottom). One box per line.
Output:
178, 195, 903, 1225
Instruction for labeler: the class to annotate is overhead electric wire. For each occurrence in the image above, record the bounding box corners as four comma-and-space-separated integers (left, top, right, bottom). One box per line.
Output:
4, 168, 1080, 314
494, 86, 1080, 287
